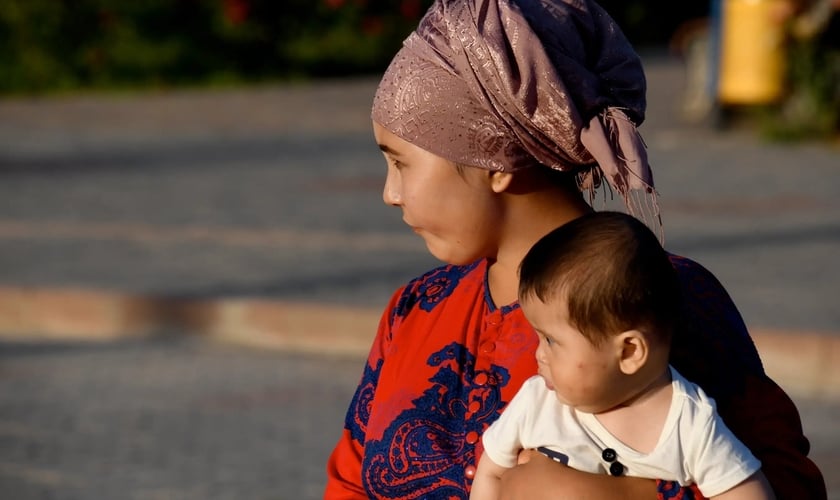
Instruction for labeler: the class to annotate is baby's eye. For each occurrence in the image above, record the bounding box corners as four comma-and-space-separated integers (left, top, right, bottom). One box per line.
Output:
543, 334, 553, 346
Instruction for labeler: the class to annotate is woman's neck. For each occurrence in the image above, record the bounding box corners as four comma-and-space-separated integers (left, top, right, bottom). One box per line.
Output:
486, 180, 592, 307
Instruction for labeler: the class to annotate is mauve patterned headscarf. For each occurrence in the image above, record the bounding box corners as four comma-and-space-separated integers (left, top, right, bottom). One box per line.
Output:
372, 0, 660, 221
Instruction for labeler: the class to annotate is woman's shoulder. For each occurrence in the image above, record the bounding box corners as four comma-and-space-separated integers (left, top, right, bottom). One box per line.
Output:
668, 253, 722, 282
390, 259, 486, 317
666, 251, 744, 331
665, 253, 765, 396
667, 252, 738, 304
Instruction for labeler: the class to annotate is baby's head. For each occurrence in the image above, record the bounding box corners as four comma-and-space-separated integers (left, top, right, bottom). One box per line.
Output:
518, 211, 681, 412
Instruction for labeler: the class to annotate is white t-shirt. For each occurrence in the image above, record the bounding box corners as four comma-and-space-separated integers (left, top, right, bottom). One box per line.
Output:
481, 366, 761, 497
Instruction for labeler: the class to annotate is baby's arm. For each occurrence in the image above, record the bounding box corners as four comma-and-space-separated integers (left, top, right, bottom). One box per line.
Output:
711, 470, 775, 500
470, 453, 510, 500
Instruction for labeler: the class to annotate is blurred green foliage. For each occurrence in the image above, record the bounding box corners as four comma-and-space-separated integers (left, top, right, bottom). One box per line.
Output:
0, 0, 433, 93
760, 29, 840, 141
0, 0, 705, 94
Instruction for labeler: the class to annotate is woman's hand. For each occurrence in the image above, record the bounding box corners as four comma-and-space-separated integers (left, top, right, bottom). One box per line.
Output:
497, 449, 658, 500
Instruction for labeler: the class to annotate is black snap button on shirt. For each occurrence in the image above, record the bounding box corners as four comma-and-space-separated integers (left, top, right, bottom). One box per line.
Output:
601, 448, 624, 476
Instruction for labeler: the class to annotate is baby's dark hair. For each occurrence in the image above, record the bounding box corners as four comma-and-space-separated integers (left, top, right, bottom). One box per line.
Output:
518, 211, 681, 347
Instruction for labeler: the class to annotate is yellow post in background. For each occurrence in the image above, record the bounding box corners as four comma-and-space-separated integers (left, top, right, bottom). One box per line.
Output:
718, 0, 790, 104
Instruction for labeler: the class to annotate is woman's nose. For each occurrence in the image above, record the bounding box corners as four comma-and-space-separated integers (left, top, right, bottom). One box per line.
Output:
382, 170, 401, 206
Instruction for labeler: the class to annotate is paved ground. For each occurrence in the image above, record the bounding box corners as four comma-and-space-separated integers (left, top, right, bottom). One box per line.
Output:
0, 336, 838, 500
0, 51, 838, 498
0, 336, 359, 500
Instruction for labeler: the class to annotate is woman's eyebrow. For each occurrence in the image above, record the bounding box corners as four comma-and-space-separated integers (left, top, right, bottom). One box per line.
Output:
378, 144, 402, 156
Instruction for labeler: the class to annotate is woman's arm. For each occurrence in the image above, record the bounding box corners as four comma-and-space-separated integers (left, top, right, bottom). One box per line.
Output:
668, 255, 826, 499
498, 449, 658, 500
710, 372, 825, 497
324, 291, 402, 498
497, 450, 711, 499
325, 430, 368, 499
324, 352, 383, 498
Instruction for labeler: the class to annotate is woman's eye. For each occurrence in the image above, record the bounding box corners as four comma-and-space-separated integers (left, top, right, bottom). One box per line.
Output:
386, 156, 405, 169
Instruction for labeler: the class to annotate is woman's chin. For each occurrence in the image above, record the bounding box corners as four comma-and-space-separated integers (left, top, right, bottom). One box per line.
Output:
423, 240, 454, 263
421, 236, 480, 266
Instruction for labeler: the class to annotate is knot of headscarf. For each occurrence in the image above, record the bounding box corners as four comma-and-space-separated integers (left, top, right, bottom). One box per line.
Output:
372, 0, 659, 224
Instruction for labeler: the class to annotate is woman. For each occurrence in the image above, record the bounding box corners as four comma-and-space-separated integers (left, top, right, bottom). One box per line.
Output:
325, 0, 825, 498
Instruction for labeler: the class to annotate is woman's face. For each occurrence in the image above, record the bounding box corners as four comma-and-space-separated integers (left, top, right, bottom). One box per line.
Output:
373, 121, 503, 265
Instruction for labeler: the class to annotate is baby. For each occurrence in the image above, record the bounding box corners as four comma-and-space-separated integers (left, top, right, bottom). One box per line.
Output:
470, 211, 775, 499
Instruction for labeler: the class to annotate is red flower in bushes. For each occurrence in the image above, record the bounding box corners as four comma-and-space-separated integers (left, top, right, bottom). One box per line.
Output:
400, 0, 422, 19
223, 0, 250, 25
361, 15, 384, 35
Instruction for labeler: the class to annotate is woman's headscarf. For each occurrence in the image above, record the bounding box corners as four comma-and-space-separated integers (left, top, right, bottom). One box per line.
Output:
372, 0, 659, 223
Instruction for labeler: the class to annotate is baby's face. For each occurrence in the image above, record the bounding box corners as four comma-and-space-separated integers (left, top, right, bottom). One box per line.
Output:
522, 296, 626, 414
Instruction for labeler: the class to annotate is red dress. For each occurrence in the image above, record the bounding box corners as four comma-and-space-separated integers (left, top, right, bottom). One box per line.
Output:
325, 256, 825, 499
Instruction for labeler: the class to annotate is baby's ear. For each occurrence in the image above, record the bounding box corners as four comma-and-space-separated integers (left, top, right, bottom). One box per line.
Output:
616, 330, 648, 375
489, 170, 514, 193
